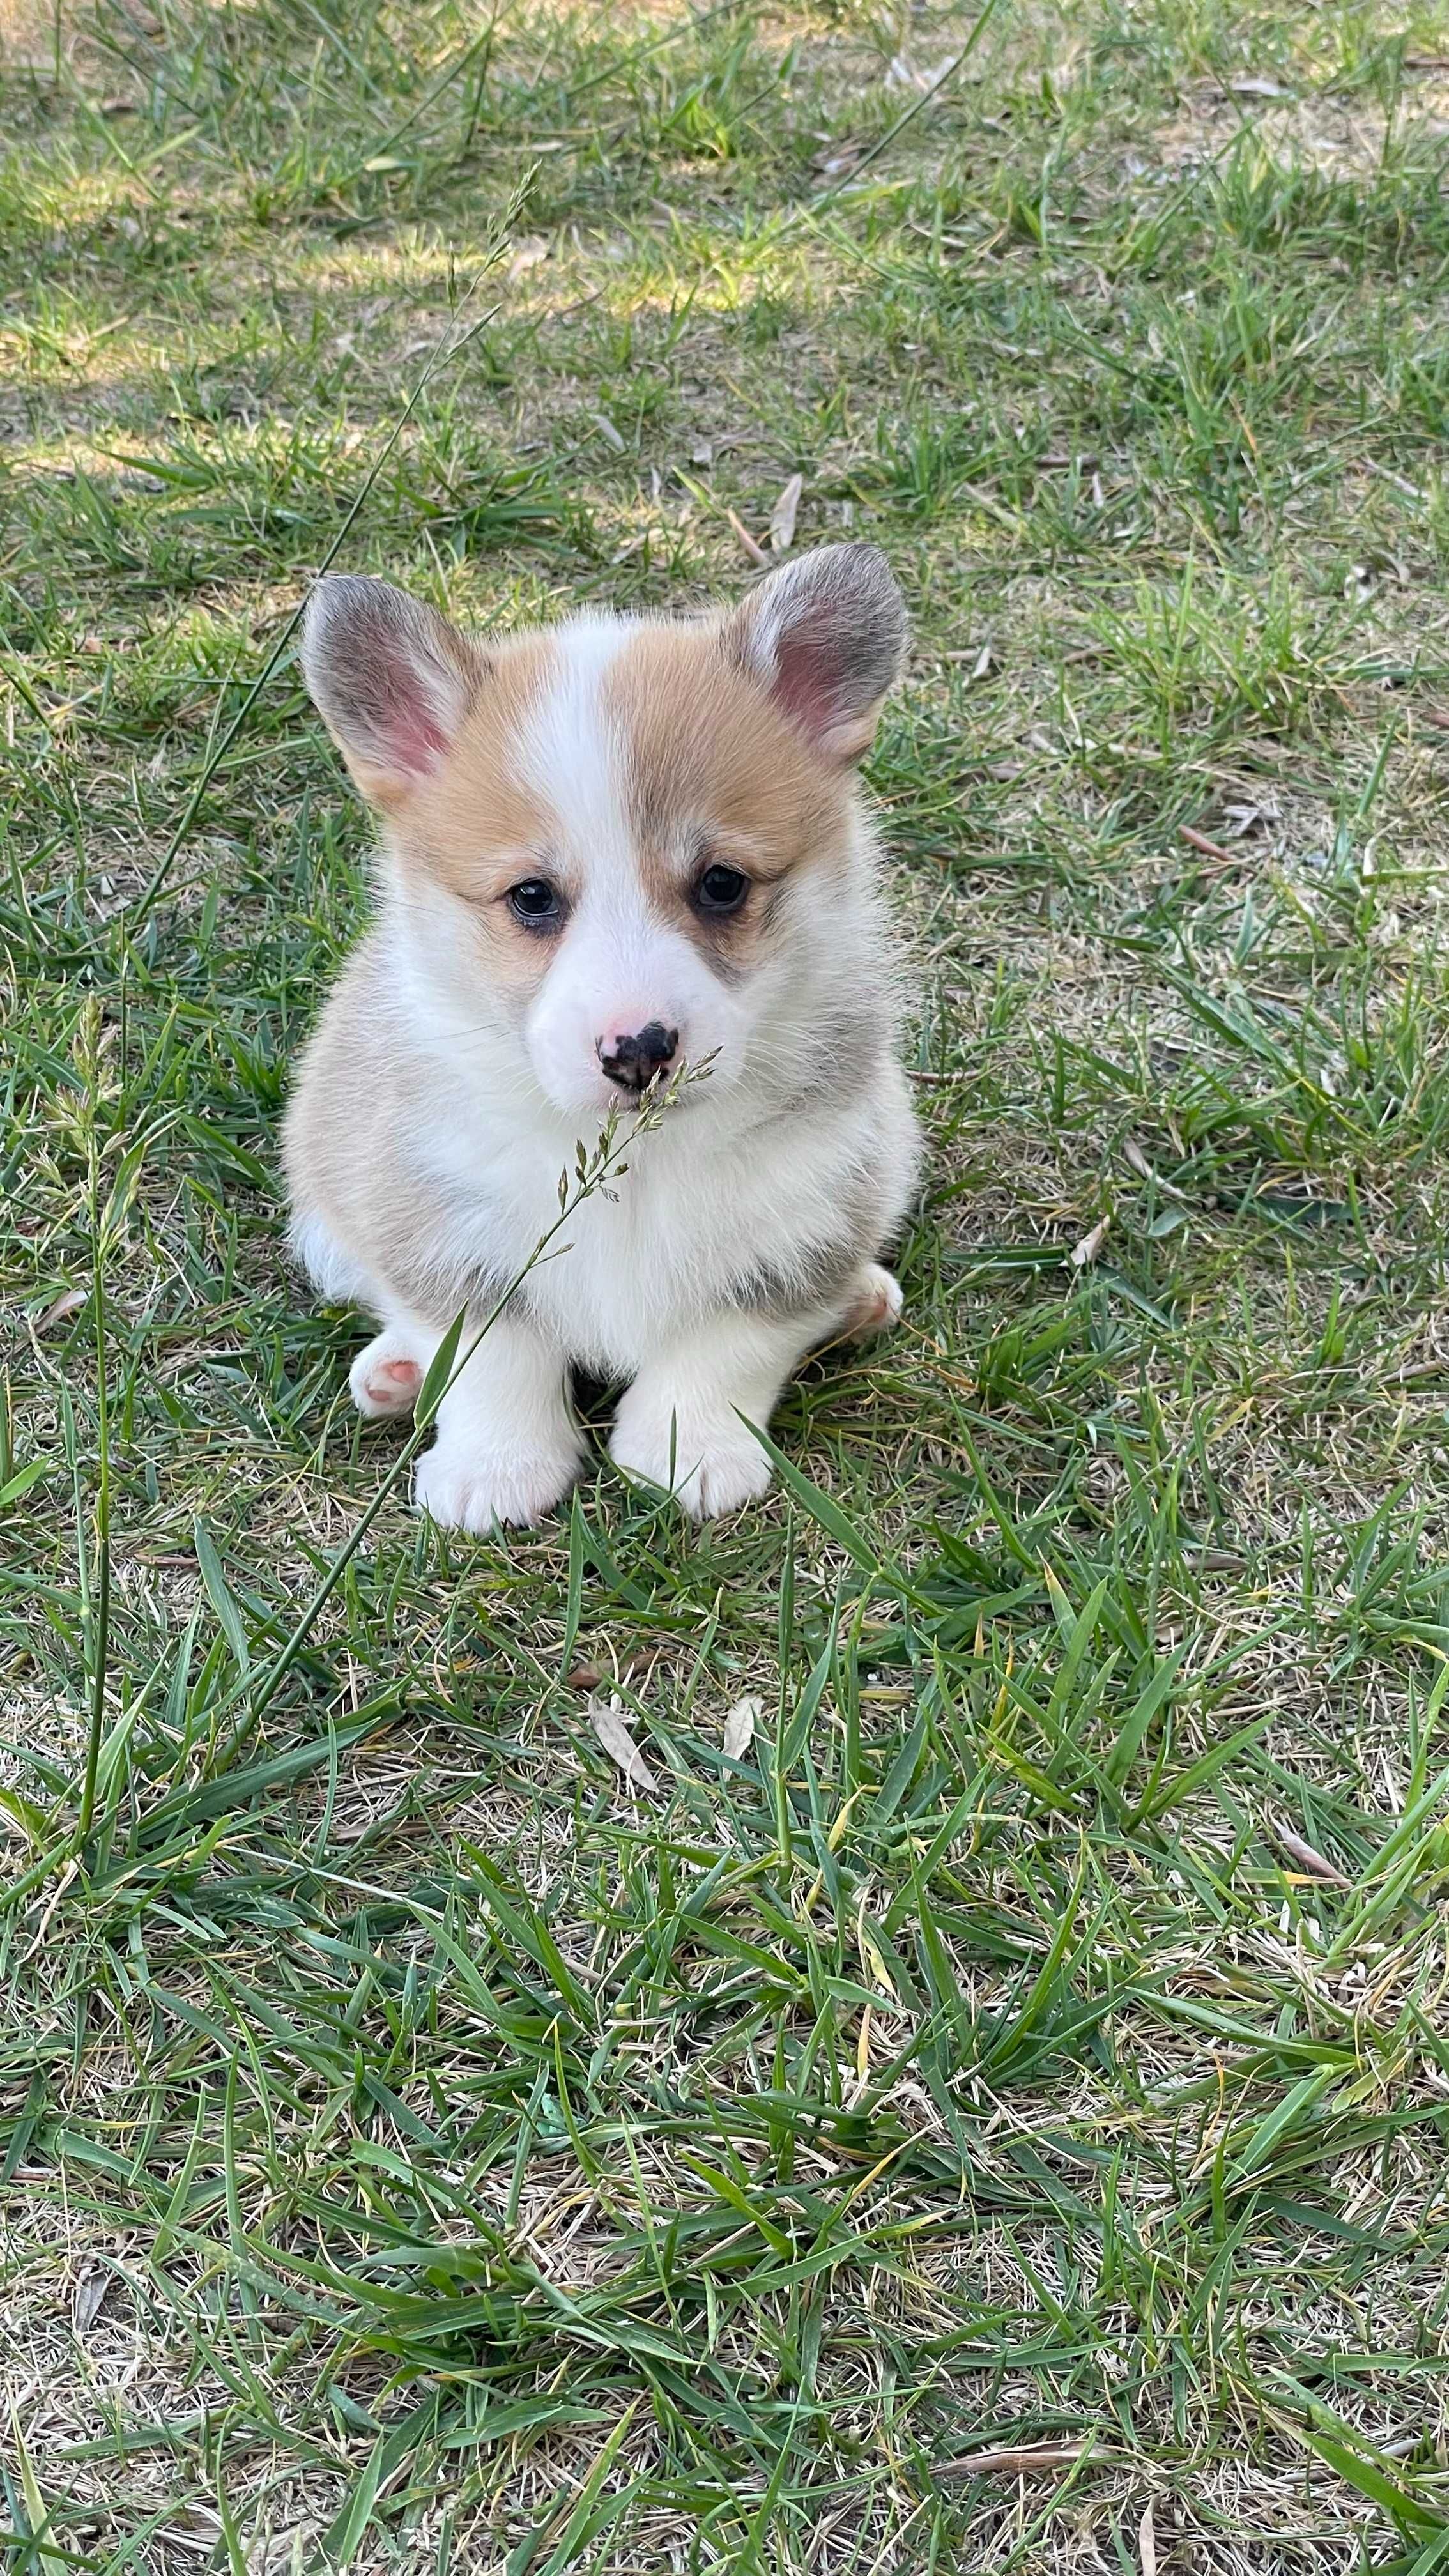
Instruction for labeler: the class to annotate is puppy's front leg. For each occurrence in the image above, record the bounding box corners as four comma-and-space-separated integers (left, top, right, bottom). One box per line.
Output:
413, 1312, 583, 1533
610, 1308, 825, 1520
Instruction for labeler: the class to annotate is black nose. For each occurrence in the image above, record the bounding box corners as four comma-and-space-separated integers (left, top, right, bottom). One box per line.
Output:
597, 1022, 679, 1093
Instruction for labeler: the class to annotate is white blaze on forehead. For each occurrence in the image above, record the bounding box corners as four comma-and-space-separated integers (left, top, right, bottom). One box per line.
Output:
515, 615, 634, 885
512, 613, 719, 1095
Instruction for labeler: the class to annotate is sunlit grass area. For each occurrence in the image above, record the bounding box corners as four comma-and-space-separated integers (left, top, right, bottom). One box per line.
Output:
5, 0, 1449, 2567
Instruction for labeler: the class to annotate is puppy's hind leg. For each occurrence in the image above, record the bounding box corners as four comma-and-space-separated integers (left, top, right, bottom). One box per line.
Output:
837, 1261, 904, 1342
290, 1211, 433, 1420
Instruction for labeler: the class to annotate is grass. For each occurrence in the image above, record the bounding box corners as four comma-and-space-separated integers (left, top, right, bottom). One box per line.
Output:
4, 0, 1449, 2564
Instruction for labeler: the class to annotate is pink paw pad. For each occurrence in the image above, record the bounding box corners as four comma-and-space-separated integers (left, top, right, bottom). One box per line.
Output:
846, 1266, 904, 1341
350, 1338, 426, 1418
365, 1357, 422, 1407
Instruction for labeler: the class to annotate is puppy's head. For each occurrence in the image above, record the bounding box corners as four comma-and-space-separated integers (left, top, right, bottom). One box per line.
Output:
300, 544, 907, 1121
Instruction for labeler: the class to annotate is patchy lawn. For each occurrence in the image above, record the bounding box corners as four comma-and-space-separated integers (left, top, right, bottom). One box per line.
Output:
4, 0, 1449, 2567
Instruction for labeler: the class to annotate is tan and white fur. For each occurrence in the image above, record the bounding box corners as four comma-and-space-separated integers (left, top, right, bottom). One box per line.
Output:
284, 542, 921, 1529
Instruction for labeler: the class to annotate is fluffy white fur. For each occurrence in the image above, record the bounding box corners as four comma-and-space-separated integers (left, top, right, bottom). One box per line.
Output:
286, 545, 921, 1528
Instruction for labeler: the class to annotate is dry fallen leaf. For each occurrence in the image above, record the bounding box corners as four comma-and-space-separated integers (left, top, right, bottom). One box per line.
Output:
1139, 2497, 1157, 2576
1222, 800, 1271, 836
769, 473, 803, 551
160, 2506, 223, 2556
727, 509, 768, 568
1123, 1140, 1190, 1204
590, 410, 626, 453
938, 2442, 1088, 2480
942, 640, 994, 684
507, 234, 549, 277
1276, 1824, 1349, 1885
1179, 822, 1237, 866
38, 1287, 86, 1331
723, 1694, 760, 1759
589, 1695, 657, 1793
73, 2266, 109, 2334
884, 52, 954, 90
569, 1648, 646, 1692
1070, 1216, 1109, 1269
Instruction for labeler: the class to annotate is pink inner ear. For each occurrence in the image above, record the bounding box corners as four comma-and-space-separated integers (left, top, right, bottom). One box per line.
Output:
769, 617, 842, 742
376, 676, 452, 780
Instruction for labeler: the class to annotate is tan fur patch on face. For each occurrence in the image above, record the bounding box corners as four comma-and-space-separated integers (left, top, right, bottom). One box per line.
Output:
388, 632, 567, 996
602, 622, 851, 968
381, 612, 854, 992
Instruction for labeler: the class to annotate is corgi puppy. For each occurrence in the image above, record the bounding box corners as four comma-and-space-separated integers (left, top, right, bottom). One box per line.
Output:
284, 542, 921, 1529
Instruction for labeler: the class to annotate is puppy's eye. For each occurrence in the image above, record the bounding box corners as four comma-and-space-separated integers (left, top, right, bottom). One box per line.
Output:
508, 877, 563, 928
694, 862, 749, 916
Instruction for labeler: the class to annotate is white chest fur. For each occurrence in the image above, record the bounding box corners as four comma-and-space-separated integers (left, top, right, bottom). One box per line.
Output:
409, 1061, 890, 1372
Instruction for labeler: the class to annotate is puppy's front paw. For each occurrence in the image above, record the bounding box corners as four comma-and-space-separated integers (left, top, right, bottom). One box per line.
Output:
414, 1435, 581, 1533
350, 1330, 425, 1419
610, 1399, 774, 1521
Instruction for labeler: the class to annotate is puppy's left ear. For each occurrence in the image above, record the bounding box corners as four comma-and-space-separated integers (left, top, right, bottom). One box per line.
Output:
728, 542, 907, 767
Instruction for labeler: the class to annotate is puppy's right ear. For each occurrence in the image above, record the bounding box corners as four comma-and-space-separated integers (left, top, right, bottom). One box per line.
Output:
300, 574, 480, 808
